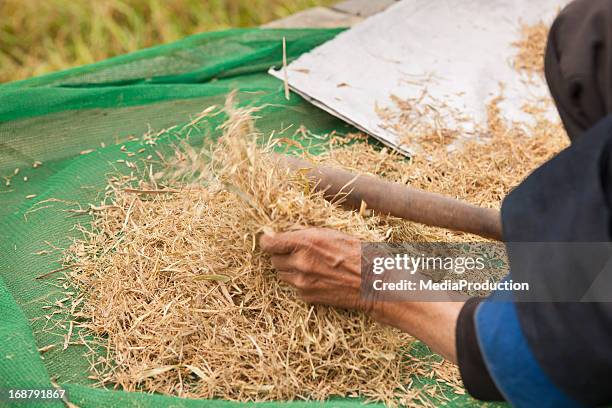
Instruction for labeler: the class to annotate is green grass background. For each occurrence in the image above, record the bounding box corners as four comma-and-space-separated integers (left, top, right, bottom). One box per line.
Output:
0, 0, 335, 83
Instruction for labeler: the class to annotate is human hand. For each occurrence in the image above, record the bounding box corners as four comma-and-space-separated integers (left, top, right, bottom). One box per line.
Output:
259, 227, 463, 362
259, 227, 377, 313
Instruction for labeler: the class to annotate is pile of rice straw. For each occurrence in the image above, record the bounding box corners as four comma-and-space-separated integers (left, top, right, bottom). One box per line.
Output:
60, 99, 457, 406
513, 21, 549, 77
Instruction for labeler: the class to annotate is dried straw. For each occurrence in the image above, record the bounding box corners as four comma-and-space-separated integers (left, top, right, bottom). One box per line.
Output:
375, 93, 567, 244
513, 21, 549, 77
59, 99, 458, 406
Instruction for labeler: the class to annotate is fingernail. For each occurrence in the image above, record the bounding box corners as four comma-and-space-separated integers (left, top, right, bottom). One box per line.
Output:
261, 226, 276, 236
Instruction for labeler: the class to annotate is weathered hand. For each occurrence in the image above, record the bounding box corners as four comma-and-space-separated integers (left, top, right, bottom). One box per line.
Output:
259, 228, 375, 313
259, 227, 462, 362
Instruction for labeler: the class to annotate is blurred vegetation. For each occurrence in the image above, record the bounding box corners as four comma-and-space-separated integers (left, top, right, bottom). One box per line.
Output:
0, 0, 336, 83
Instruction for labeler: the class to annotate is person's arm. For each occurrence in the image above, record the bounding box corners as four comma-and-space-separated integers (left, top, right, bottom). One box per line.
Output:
278, 156, 503, 241
259, 228, 462, 361
377, 300, 462, 362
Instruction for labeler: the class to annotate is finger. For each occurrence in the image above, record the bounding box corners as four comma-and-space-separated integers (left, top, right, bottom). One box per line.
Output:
296, 283, 363, 310
270, 255, 297, 271
260, 227, 339, 254
259, 231, 301, 254
278, 271, 313, 290
278, 270, 335, 292
278, 270, 299, 286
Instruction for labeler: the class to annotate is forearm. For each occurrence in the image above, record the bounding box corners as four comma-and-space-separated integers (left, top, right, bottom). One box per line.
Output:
278, 155, 502, 240
373, 301, 463, 363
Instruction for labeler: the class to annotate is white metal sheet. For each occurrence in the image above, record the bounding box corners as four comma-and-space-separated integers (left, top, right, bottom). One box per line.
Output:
270, 0, 570, 154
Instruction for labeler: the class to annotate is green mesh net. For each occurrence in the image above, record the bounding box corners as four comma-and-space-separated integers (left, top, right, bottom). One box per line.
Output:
0, 28, 498, 407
